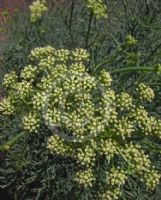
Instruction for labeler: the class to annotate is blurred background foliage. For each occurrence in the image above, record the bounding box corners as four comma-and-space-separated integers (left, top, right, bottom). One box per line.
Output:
1, 0, 161, 71
0, 0, 161, 199
0, 0, 161, 93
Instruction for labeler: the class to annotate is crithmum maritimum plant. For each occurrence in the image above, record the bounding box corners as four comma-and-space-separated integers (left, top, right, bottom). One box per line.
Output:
0, 46, 161, 200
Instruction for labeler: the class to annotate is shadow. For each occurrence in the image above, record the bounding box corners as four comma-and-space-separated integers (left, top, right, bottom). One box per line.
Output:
0, 188, 13, 200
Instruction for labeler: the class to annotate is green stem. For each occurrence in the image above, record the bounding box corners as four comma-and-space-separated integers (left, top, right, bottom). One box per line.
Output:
85, 11, 93, 49
110, 66, 154, 75
68, 0, 75, 30
0, 132, 25, 152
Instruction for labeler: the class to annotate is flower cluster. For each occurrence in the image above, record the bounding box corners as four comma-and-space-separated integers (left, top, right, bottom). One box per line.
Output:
29, 0, 48, 23
14, 81, 33, 99
136, 83, 155, 102
116, 92, 133, 110
123, 144, 151, 173
1, 46, 161, 198
0, 97, 15, 115
99, 70, 112, 87
112, 118, 134, 139
143, 169, 160, 190
44, 107, 61, 126
21, 65, 37, 81
47, 134, 72, 156
106, 168, 127, 187
74, 168, 95, 187
32, 92, 48, 111
54, 49, 70, 62
85, 0, 108, 19
2, 71, 17, 88
22, 113, 40, 133
75, 142, 96, 167
71, 48, 90, 62
29, 46, 55, 60
131, 105, 148, 125
130, 106, 161, 138
125, 35, 137, 46
99, 139, 118, 158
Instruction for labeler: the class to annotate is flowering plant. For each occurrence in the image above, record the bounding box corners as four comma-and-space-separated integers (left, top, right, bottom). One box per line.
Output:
0, 46, 160, 199
29, 0, 48, 23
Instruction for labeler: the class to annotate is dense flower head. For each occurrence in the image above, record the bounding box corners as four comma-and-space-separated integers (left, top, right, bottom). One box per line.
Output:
1, 46, 161, 198
143, 169, 160, 190
125, 35, 137, 46
123, 144, 151, 173
99, 70, 112, 87
32, 92, 48, 111
75, 142, 96, 167
106, 168, 127, 187
21, 65, 37, 81
14, 81, 33, 99
136, 83, 155, 102
54, 49, 70, 62
71, 48, 90, 62
131, 105, 148, 123
22, 112, 40, 133
74, 168, 95, 187
112, 118, 134, 139
0, 97, 15, 115
29, 46, 55, 60
85, 0, 108, 19
2, 71, 17, 89
47, 134, 72, 155
44, 107, 61, 126
99, 138, 118, 158
29, 0, 48, 23
116, 92, 133, 110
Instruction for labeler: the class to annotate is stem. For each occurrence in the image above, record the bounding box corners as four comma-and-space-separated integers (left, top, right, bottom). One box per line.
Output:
111, 66, 154, 75
63, 19, 74, 47
68, 0, 75, 30
85, 11, 93, 49
0, 132, 25, 152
